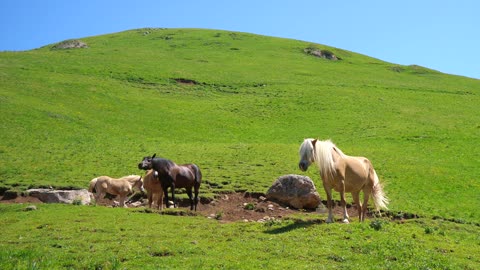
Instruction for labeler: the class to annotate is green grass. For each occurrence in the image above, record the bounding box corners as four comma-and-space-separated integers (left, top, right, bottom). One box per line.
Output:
1, 204, 479, 269
1, 28, 479, 268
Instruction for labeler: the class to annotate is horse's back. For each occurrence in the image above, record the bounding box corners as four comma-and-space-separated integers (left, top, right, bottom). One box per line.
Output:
144, 170, 162, 193
343, 156, 370, 177
332, 155, 372, 192
170, 164, 200, 188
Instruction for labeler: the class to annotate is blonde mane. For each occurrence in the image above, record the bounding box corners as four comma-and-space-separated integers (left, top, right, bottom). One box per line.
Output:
314, 139, 346, 179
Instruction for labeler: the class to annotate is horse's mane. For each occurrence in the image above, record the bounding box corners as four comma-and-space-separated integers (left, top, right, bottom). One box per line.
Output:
314, 139, 346, 179
152, 157, 176, 173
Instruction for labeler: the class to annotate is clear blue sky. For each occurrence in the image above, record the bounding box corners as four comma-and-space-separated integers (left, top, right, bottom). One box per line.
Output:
1, 0, 479, 79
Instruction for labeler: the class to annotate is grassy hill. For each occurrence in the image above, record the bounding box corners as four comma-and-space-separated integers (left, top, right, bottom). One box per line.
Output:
1, 28, 479, 221
1, 28, 479, 269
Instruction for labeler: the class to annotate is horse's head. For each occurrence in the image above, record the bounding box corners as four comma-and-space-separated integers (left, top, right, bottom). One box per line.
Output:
298, 139, 317, 171
135, 176, 145, 193
138, 154, 156, 170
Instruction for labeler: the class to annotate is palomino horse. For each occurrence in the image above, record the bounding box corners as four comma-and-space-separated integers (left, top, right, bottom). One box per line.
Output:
138, 154, 202, 211
143, 169, 164, 210
89, 175, 144, 207
299, 139, 388, 223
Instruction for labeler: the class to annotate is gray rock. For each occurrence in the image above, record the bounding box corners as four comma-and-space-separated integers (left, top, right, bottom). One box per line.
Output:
266, 174, 321, 209
24, 205, 37, 211
27, 189, 91, 205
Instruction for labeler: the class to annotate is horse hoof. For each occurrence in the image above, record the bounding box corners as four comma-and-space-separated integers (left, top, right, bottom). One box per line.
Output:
342, 219, 350, 224
326, 219, 334, 224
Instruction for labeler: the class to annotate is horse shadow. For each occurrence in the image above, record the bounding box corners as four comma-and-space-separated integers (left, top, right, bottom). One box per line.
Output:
264, 218, 325, 234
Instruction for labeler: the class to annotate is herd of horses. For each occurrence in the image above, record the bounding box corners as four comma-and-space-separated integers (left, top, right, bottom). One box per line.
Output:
89, 154, 202, 211
88, 139, 389, 223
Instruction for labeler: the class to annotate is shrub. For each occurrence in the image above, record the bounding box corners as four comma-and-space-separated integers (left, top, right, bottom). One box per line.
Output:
370, 219, 385, 231
244, 203, 255, 210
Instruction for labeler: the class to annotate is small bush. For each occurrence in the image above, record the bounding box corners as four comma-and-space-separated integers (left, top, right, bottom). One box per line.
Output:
244, 203, 255, 210
370, 219, 385, 231
424, 227, 435, 234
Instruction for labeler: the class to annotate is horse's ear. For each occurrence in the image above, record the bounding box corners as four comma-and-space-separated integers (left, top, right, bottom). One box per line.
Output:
311, 139, 318, 147
152, 153, 156, 159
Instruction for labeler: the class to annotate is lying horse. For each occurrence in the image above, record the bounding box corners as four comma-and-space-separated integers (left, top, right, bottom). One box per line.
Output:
89, 175, 144, 207
138, 154, 202, 211
143, 169, 164, 210
299, 139, 389, 223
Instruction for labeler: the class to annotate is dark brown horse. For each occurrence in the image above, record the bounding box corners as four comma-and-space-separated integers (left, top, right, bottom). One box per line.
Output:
138, 154, 202, 211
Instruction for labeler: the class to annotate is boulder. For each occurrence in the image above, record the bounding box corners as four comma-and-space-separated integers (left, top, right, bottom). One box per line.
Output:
27, 189, 91, 205
51, 39, 88, 50
266, 174, 321, 209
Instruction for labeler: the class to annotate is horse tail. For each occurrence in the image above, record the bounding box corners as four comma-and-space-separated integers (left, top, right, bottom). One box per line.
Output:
191, 164, 202, 186
371, 168, 389, 210
88, 178, 98, 193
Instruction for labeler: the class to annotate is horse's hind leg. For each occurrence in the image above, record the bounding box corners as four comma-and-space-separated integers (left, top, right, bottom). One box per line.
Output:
352, 191, 363, 222
186, 188, 194, 211
362, 188, 371, 221
171, 185, 176, 208
193, 186, 199, 211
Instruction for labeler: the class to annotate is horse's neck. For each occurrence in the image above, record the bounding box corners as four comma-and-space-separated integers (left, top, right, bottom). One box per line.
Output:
331, 147, 342, 161
315, 144, 345, 180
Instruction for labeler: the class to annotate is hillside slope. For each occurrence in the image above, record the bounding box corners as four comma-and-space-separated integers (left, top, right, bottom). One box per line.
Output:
1, 28, 479, 221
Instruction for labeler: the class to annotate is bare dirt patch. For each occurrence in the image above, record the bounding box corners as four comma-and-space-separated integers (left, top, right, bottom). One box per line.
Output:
1, 192, 371, 223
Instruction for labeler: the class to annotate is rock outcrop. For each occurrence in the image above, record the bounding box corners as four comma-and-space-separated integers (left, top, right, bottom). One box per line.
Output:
266, 174, 321, 209
27, 189, 91, 205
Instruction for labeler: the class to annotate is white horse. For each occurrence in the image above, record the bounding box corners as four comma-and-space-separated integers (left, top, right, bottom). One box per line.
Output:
89, 175, 144, 207
299, 139, 388, 223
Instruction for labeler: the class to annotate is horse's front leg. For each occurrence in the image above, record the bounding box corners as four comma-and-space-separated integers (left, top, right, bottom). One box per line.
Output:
97, 191, 108, 206
162, 187, 169, 209
119, 195, 127, 208
94, 192, 100, 205
323, 184, 334, 223
157, 192, 164, 210
147, 192, 153, 208
339, 187, 349, 223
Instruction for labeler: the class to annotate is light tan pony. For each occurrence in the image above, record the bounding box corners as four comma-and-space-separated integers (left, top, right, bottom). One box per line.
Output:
89, 175, 144, 207
299, 139, 388, 223
143, 169, 164, 210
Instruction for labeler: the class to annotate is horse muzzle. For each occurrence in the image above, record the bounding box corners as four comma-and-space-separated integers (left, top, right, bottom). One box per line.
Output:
299, 161, 309, 172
